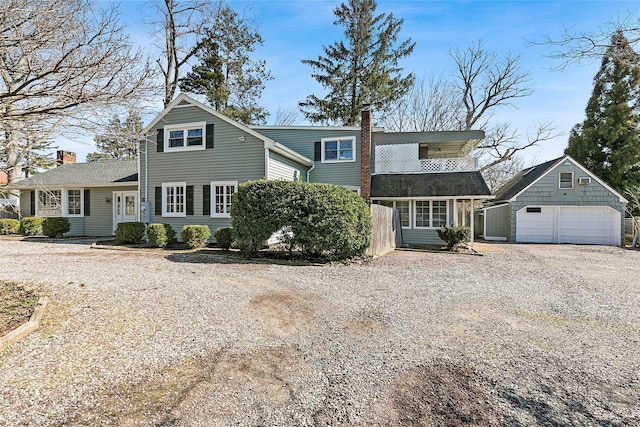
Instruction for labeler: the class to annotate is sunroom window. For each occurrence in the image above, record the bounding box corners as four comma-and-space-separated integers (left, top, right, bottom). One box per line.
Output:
38, 190, 62, 216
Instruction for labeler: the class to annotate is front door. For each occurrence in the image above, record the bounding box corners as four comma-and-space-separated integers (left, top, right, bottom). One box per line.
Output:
113, 191, 138, 233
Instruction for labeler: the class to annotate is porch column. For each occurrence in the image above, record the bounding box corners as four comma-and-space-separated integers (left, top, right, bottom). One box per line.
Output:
470, 198, 475, 249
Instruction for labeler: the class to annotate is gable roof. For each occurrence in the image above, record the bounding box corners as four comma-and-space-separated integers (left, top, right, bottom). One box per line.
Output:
142, 93, 311, 167
492, 155, 627, 203
8, 160, 138, 189
371, 172, 492, 198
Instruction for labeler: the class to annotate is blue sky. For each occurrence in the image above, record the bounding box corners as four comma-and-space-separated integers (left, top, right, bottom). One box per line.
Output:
74, 0, 639, 165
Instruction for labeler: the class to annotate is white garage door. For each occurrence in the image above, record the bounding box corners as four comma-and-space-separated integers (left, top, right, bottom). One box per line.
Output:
516, 206, 621, 246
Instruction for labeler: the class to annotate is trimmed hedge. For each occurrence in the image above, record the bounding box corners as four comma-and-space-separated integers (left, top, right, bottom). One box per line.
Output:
19, 217, 44, 236
437, 225, 471, 251
181, 225, 211, 249
231, 180, 372, 259
115, 221, 146, 244
214, 227, 234, 250
147, 223, 177, 248
42, 217, 71, 238
0, 218, 20, 235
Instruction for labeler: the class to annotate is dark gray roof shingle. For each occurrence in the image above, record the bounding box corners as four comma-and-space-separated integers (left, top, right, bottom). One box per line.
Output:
10, 160, 137, 188
371, 172, 491, 198
492, 157, 562, 202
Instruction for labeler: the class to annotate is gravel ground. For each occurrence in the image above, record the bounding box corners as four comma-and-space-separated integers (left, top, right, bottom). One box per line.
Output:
0, 237, 639, 426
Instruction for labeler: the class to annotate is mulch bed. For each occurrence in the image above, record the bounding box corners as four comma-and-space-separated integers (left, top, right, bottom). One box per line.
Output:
0, 281, 39, 337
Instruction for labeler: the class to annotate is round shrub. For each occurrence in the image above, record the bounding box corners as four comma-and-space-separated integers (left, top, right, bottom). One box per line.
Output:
437, 225, 471, 251
147, 223, 177, 248
0, 218, 20, 235
42, 217, 71, 237
115, 221, 146, 244
232, 180, 372, 259
214, 227, 234, 250
19, 217, 44, 236
181, 225, 211, 249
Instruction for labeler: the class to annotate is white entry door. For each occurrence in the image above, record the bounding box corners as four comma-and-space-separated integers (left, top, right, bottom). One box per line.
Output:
113, 191, 138, 233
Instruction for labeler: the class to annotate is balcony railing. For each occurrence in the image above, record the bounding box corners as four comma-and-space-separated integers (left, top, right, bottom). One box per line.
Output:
374, 144, 478, 174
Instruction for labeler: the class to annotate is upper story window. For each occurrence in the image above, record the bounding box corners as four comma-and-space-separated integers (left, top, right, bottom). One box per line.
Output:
162, 182, 186, 217
165, 122, 206, 152
322, 136, 355, 163
559, 172, 574, 189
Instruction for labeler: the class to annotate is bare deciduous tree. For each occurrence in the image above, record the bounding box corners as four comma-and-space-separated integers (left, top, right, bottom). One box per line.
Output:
0, 0, 154, 198
271, 106, 301, 126
151, 0, 224, 107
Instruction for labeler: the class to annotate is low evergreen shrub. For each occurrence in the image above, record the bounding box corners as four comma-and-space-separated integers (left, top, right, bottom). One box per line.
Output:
214, 227, 234, 250
147, 223, 177, 248
19, 217, 44, 236
181, 225, 211, 249
115, 221, 146, 244
437, 225, 471, 251
42, 217, 71, 238
0, 218, 20, 235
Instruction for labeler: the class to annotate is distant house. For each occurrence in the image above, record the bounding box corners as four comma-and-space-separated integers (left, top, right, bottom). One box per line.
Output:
8, 94, 494, 245
483, 155, 627, 246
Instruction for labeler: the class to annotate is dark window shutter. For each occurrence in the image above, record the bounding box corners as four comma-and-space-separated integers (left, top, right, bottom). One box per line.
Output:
314, 141, 321, 161
206, 123, 214, 149
155, 186, 162, 216
186, 185, 194, 215
30, 191, 35, 216
203, 185, 211, 216
157, 128, 164, 152
84, 189, 90, 216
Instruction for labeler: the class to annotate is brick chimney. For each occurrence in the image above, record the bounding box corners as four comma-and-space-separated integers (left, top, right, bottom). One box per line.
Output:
360, 104, 372, 205
56, 150, 76, 166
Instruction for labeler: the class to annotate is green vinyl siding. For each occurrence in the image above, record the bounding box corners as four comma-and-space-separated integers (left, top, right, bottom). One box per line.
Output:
268, 151, 307, 181
254, 127, 361, 187
484, 204, 509, 240
142, 104, 267, 239
85, 185, 137, 236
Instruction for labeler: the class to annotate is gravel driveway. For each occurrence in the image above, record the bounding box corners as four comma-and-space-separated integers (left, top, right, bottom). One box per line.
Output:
0, 238, 639, 426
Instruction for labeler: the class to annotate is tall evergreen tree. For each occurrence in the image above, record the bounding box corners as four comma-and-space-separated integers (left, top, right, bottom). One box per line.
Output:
179, 6, 272, 125
86, 111, 143, 162
565, 30, 640, 192
299, 0, 415, 126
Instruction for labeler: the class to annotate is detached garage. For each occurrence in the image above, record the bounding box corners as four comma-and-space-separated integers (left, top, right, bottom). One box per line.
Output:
484, 156, 627, 246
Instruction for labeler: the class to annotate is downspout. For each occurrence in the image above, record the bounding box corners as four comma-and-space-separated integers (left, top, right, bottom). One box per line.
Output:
145, 134, 150, 223
306, 161, 315, 183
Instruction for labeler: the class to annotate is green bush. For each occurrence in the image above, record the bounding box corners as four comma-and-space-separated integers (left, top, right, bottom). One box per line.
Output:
232, 180, 372, 260
0, 218, 20, 235
181, 225, 211, 249
42, 217, 71, 237
214, 227, 234, 250
147, 223, 177, 248
115, 221, 146, 244
19, 217, 44, 236
437, 225, 471, 251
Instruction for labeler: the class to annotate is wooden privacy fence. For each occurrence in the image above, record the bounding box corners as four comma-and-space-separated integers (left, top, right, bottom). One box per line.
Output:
368, 204, 402, 257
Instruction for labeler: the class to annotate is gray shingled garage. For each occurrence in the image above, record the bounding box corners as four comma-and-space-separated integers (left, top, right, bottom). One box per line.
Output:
484, 156, 627, 246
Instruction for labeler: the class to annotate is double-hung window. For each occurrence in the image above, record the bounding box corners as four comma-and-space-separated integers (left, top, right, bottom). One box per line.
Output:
321, 136, 355, 162
164, 122, 206, 152
211, 181, 237, 218
162, 182, 186, 217
66, 189, 83, 216
38, 190, 62, 217
414, 200, 449, 228
559, 172, 574, 189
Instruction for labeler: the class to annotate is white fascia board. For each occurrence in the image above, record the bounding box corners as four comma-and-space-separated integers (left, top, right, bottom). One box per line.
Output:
508, 155, 627, 203
371, 195, 495, 201
250, 125, 361, 131
265, 140, 313, 167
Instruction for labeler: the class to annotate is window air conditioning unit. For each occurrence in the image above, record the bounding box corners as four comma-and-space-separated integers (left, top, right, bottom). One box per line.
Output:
578, 177, 591, 185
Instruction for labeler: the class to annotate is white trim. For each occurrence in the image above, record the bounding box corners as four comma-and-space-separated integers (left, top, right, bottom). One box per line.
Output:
161, 182, 187, 217
265, 140, 312, 167
164, 121, 206, 152
321, 136, 356, 163
210, 181, 237, 218
344, 185, 361, 195
509, 156, 628, 203
35, 188, 85, 218
251, 125, 361, 131
112, 191, 139, 233
559, 171, 574, 189
36, 189, 63, 217
413, 199, 449, 229
65, 188, 84, 217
